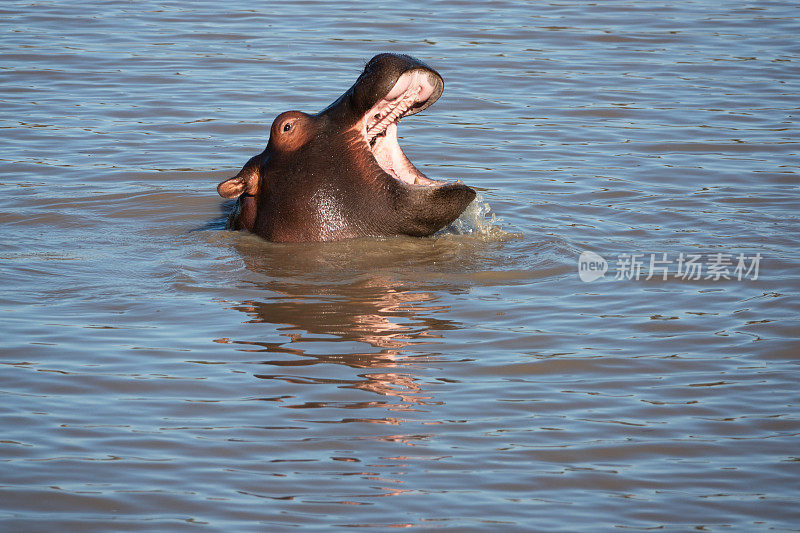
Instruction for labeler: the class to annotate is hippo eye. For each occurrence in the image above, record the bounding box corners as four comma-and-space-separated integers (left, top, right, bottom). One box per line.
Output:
283, 122, 292, 132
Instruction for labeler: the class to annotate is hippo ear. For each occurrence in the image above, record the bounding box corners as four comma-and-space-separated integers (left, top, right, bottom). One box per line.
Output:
217, 175, 248, 198
217, 156, 261, 198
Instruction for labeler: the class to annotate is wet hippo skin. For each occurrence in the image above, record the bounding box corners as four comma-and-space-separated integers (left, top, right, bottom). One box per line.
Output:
217, 53, 476, 242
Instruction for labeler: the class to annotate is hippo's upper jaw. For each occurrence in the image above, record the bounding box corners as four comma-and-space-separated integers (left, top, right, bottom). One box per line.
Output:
217, 53, 476, 243
360, 61, 443, 187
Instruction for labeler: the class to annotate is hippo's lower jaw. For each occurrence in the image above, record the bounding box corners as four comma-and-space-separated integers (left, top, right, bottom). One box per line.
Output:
360, 68, 446, 187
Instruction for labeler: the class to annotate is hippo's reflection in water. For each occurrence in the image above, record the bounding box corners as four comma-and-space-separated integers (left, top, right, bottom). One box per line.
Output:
227, 284, 451, 407
215, 237, 477, 408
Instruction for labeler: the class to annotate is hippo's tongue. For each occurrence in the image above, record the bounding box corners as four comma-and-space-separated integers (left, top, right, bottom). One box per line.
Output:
370, 123, 436, 186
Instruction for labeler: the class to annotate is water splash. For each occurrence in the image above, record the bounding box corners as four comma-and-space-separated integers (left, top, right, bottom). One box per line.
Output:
439, 193, 519, 241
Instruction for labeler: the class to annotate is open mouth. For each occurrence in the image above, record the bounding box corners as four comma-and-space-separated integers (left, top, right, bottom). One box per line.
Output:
362, 70, 442, 187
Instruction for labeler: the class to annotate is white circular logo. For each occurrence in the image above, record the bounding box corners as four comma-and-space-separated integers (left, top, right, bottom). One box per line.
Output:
578, 251, 607, 282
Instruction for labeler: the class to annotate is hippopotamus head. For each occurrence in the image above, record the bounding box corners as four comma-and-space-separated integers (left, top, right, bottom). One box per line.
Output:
217, 53, 476, 242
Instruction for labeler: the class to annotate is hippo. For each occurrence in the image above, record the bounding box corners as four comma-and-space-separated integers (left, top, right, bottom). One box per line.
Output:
217, 53, 475, 242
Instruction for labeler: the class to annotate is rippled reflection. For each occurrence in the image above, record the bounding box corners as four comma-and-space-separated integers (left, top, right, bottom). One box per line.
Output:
231, 284, 453, 357
216, 236, 480, 408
